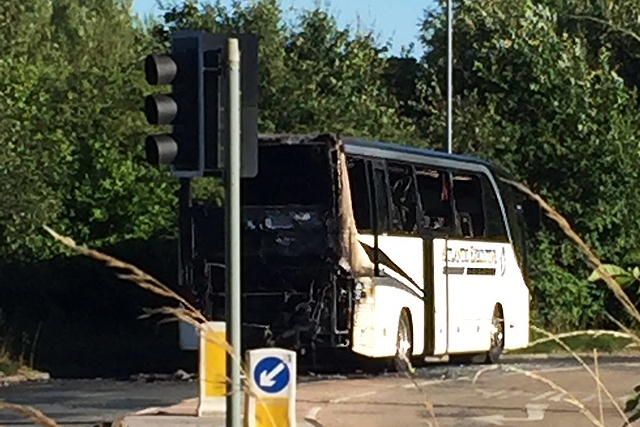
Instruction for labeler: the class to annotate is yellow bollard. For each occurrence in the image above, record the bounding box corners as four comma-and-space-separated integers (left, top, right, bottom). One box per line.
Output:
198, 321, 227, 416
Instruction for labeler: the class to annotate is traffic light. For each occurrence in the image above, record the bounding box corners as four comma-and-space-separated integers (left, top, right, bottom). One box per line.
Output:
144, 32, 203, 176
143, 31, 259, 178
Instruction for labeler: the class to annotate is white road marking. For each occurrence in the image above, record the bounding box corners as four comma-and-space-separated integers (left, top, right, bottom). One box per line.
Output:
302, 359, 640, 424
619, 393, 634, 403
549, 392, 566, 402
498, 390, 526, 400
531, 390, 556, 401
134, 407, 162, 415
476, 389, 506, 399
402, 379, 445, 389
329, 390, 377, 404
521, 361, 640, 375
310, 376, 445, 421
471, 403, 549, 426
305, 406, 322, 420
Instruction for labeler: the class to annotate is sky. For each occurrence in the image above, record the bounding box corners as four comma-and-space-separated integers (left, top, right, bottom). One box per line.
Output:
131, 0, 435, 56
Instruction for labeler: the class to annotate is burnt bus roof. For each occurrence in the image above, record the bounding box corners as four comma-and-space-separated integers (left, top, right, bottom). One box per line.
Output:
257, 133, 515, 181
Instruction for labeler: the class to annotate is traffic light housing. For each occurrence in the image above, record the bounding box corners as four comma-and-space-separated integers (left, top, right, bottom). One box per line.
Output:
143, 31, 258, 178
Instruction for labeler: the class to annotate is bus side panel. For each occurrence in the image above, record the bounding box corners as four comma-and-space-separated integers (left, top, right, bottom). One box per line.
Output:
433, 238, 530, 354
502, 245, 530, 351
443, 239, 507, 354
431, 238, 450, 356
351, 234, 425, 358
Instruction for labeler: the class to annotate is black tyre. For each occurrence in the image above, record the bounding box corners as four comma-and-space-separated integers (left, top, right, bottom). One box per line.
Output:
394, 310, 413, 372
486, 306, 505, 364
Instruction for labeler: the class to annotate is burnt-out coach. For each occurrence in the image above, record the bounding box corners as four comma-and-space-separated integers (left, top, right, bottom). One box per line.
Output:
179, 133, 538, 369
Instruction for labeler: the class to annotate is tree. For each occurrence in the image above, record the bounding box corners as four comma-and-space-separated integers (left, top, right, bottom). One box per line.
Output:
0, 0, 179, 260
417, 0, 640, 329
151, 0, 416, 141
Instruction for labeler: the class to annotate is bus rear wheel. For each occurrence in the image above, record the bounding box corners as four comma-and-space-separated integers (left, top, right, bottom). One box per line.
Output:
486, 306, 505, 364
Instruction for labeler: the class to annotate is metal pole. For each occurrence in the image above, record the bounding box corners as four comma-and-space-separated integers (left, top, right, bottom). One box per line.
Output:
225, 37, 242, 427
446, 0, 453, 154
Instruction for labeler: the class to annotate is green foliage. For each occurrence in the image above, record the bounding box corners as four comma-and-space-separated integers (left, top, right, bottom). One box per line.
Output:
151, 0, 416, 140
0, 0, 414, 261
4, 0, 640, 376
416, 0, 640, 330
626, 385, 640, 426
531, 232, 608, 330
588, 255, 640, 424
0, 0, 178, 261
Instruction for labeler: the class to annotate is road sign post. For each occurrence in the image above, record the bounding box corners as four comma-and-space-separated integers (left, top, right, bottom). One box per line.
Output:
198, 321, 227, 416
226, 37, 242, 427
244, 348, 297, 427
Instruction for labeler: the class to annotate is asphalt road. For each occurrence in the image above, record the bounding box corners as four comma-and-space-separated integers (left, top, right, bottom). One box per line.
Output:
299, 358, 640, 427
0, 379, 197, 426
2, 356, 640, 427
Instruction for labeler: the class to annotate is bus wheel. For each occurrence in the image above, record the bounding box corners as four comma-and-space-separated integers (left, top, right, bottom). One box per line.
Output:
394, 310, 413, 372
487, 306, 505, 364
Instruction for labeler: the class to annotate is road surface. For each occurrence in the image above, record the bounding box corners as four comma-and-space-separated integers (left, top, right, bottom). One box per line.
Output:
298, 359, 640, 427
1, 356, 639, 426
0, 379, 197, 426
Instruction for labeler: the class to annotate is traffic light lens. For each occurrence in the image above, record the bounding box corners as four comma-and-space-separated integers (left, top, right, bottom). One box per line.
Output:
144, 94, 178, 125
145, 54, 178, 86
145, 135, 179, 165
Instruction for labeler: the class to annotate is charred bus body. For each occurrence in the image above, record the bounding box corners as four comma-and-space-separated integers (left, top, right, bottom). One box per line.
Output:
179, 134, 537, 367
182, 134, 355, 355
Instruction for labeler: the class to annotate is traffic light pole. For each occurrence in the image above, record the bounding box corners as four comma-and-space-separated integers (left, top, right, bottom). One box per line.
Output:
225, 38, 242, 427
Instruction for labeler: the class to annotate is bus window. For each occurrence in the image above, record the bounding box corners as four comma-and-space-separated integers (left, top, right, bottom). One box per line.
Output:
415, 167, 455, 232
450, 172, 507, 240
479, 175, 507, 239
372, 163, 391, 233
387, 161, 420, 234
346, 156, 372, 232
451, 174, 484, 238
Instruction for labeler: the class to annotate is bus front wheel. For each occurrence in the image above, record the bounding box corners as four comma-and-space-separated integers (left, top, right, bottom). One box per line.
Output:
394, 310, 413, 372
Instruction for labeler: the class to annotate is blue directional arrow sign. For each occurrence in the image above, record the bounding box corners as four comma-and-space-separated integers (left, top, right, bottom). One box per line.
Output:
253, 356, 290, 394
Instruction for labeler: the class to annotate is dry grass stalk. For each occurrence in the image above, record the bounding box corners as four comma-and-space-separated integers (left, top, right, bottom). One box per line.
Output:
42, 226, 245, 372
525, 329, 635, 349
604, 314, 640, 347
472, 363, 607, 426
401, 371, 440, 427
504, 180, 640, 325
594, 349, 605, 426
0, 401, 61, 427
500, 179, 640, 426
37, 177, 639, 427
530, 325, 628, 421
507, 366, 606, 427
395, 350, 440, 426
42, 226, 278, 424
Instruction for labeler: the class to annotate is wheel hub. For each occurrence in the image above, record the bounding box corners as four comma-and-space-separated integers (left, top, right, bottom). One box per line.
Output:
397, 319, 411, 354
491, 316, 504, 348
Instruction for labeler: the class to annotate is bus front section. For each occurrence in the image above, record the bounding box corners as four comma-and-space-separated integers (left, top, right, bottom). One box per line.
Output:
183, 135, 358, 358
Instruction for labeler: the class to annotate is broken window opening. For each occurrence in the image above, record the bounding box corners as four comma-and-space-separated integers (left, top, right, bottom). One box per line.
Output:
372, 164, 391, 233
480, 175, 508, 239
415, 167, 455, 232
451, 173, 485, 238
241, 144, 332, 207
387, 161, 420, 234
346, 156, 372, 232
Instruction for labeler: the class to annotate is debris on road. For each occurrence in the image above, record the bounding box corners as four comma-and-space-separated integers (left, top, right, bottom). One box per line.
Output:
0, 368, 50, 387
